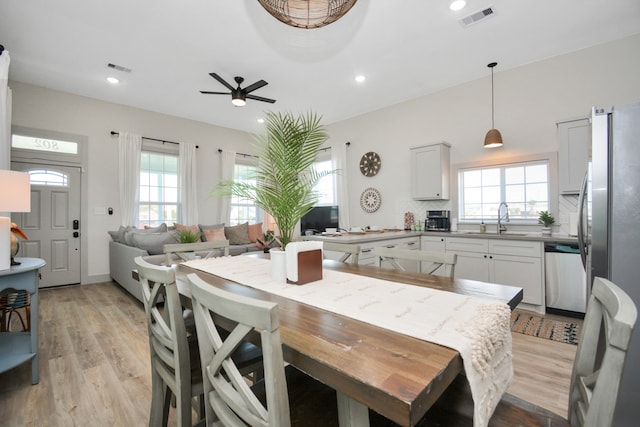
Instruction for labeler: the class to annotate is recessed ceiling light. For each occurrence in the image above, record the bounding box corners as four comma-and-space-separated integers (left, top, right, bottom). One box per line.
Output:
449, 0, 466, 11
355, 75, 366, 83
106, 76, 119, 84
257, 118, 265, 123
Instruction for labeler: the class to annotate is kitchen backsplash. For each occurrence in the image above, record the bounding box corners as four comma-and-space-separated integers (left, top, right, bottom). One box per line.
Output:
395, 195, 578, 235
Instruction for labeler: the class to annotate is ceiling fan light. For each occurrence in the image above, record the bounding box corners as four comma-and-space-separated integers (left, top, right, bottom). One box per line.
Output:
231, 94, 246, 107
484, 129, 504, 148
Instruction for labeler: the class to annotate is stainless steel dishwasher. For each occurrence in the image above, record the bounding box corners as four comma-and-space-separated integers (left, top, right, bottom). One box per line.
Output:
544, 242, 587, 317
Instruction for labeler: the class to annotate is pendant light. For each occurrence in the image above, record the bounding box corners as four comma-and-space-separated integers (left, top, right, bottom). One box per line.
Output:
484, 62, 503, 148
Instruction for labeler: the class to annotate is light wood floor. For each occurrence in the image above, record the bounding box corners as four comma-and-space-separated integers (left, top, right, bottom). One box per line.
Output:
0, 282, 579, 425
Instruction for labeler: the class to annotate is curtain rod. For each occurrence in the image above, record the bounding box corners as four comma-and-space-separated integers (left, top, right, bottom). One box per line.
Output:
218, 149, 257, 159
110, 131, 199, 149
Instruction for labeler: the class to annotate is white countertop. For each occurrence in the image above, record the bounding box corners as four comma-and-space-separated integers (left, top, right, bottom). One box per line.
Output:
303, 230, 579, 245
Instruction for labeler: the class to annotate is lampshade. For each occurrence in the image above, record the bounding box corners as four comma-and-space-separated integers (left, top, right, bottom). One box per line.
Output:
0, 170, 31, 212
258, 0, 358, 29
484, 129, 504, 148
0, 170, 31, 270
484, 62, 503, 148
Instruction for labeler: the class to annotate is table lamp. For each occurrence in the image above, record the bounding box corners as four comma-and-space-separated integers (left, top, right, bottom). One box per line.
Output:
0, 170, 31, 270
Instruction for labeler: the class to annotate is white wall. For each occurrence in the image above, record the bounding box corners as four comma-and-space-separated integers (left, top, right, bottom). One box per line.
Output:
327, 34, 640, 230
9, 81, 253, 283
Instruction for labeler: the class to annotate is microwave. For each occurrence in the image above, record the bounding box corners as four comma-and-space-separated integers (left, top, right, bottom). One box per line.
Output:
425, 210, 450, 231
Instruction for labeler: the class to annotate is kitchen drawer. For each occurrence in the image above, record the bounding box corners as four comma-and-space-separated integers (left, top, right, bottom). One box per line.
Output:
489, 240, 542, 258
377, 237, 419, 249
445, 237, 488, 253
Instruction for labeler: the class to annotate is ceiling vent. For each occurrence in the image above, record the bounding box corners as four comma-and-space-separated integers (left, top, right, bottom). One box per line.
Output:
459, 6, 495, 27
107, 63, 132, 73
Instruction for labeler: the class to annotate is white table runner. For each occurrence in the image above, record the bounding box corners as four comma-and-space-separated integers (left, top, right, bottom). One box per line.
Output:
184, 256, 513, 427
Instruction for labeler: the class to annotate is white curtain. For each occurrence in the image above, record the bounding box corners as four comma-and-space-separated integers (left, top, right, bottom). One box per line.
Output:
218, 149, 236, 224
332, 142, 351, 230
0, 50, 11, 171
179, 142, 198, 225
118, 132, 142, 226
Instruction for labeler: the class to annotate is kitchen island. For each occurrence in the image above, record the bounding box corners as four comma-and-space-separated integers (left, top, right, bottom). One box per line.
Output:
305, 230, 578, 313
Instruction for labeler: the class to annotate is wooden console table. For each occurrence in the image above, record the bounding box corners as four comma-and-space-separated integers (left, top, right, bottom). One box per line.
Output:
0, 258, 46, 384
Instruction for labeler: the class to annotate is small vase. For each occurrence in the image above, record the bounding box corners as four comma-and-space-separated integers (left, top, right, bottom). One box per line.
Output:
269, 248, 287, 283
541, 227, 552, 236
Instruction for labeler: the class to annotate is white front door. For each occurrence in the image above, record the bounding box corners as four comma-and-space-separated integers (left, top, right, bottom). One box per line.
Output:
11, 162, 82, 287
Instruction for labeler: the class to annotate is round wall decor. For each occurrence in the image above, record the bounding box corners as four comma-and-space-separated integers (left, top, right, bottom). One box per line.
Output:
360, 187, 382, 212
359, 151, 381, 177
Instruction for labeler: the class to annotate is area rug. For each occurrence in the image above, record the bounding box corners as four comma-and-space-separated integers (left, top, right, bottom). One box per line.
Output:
510, 311, 580, 345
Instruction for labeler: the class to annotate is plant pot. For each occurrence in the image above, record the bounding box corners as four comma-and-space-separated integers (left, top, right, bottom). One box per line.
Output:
541, 227, 552, 236
269, 248, 287, 283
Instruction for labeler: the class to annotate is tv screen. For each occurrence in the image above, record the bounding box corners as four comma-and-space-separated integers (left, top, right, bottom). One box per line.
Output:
300, 206, 339, 235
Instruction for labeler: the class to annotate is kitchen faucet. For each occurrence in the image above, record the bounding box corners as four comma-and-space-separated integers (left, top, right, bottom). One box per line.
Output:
497, 202, 509, 234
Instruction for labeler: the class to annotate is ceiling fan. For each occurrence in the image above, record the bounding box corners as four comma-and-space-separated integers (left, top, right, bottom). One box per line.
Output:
200, 73, 276, 107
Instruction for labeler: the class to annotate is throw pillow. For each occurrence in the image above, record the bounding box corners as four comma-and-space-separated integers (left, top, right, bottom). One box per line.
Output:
198, 223, 224, 241
248, 222, 263, 243
123, 223, 168, 246
224, 223, 251, 245
202, 228, 226, 243
107, 229, 120, 242
174, 223, 202, 241
130, 231, 177, 255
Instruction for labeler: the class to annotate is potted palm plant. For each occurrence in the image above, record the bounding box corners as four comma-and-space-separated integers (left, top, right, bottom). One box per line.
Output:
538, 211, 555, 236
216, 111, 335, 249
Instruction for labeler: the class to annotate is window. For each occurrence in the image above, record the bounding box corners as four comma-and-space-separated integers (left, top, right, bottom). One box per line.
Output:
138, 151, 179, 228
459, 160, 549, 222
312, 159, 335, 206
229, 162, 260, 225
26, 169, 69, 187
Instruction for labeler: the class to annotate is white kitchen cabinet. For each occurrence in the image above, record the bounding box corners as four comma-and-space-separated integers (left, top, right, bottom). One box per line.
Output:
558, 118, 590, 194
445, 237, 544, 306
410, 142, 450, 200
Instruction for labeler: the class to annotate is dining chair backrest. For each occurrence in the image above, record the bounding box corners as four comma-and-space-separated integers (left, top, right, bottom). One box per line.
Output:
373, 247, 458, 278
134, 256, 203, 426
164, 240, 230, 266
187, 273, 292, 426
322, 242, 361, 264
568, 276, 637, 427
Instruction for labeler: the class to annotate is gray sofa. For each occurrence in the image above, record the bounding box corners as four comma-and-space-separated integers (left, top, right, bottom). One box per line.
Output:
108, 223, 263, 302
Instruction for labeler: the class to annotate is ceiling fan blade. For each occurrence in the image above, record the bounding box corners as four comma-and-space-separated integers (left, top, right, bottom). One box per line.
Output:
209, 73, 235, 91
246, 94, 276, 104
243, 80, 268, 94
200, 91, 231, 95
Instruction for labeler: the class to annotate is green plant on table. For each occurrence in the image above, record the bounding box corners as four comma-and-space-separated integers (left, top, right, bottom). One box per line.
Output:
175, 229, 201, 243
538, 211, 555, 228
215, 111, 336, 248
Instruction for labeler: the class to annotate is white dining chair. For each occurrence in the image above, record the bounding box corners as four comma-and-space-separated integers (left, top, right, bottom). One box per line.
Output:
374, 247, 458, 278
388, 276, 637, 427
163, 240, 230, 266
135, 256, 205, 427
322, 242, 361, 264
187, 273, 341, 426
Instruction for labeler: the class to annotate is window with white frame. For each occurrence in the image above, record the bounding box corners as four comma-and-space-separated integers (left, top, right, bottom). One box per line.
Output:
138, 151, 179, 228
312, 158, 336, 206
229, 162, 260, 225
458, 160, 549, 222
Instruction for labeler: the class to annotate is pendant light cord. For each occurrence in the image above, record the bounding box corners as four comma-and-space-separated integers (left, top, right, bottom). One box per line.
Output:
488, 62, 497, 129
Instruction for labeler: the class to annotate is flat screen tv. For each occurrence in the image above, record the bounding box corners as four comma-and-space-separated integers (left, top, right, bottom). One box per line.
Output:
300, 206, 339, 235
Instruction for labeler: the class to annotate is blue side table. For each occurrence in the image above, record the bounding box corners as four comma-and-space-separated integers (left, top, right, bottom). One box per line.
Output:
0, 258, 46, 384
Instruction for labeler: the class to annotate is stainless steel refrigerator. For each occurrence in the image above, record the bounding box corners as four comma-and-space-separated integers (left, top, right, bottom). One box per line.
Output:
578, 102, 640, 426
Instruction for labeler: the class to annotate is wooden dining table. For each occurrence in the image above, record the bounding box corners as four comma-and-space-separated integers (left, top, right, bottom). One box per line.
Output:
169, 255, 523, 427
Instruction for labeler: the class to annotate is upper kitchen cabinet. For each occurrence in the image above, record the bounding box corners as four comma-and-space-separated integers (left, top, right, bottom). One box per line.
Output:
410, 142, 450, 200
558, 118, 590, 194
